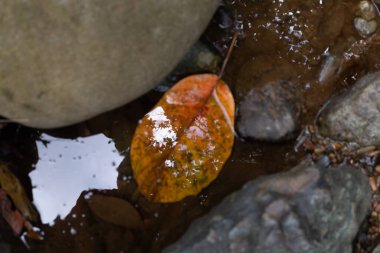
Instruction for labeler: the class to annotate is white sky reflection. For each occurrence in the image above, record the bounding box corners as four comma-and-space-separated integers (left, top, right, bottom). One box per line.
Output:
147, 106, 177, 148
30, 133, 124, 225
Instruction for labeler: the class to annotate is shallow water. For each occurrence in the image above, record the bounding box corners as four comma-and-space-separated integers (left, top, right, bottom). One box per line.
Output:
1, 0, 380, 252
10, 90, 300, 253
211, 0, 380, 123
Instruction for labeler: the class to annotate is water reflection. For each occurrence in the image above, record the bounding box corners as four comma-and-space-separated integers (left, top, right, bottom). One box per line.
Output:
147, 106, 178, 148
30, 133, 124, 225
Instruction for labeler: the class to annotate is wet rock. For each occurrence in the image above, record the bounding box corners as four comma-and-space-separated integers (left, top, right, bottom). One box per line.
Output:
354, 0, 378, 37
164, 160, 371, 253
155, 41, 221, 92
357, 1, 377, 20
318, 71, 380, 146
354, 17, 378, 37
237, 81, 301, 141
0, 0, 219, 128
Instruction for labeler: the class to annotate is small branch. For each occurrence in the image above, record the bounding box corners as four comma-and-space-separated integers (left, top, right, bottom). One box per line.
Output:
218, 32, 239, 80
212, 32, 239, 137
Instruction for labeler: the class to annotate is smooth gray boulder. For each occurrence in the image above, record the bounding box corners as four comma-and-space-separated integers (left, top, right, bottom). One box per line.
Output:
0, 0, 219, 128
164, 160, 371, 253
318, 71, 380, 146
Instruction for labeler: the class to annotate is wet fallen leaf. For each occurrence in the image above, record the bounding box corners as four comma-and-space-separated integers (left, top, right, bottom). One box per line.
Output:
130, 74, 235, 202
0, 189, 42, 240
0, 189, 25, 235
87, 195, 143, 229
0, 162, 38, 222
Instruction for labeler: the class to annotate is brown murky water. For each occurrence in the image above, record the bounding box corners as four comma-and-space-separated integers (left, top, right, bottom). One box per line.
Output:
2, 0, 380, 252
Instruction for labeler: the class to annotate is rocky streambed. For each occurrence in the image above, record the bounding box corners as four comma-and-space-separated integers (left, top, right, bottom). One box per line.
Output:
0, 0, 379, 253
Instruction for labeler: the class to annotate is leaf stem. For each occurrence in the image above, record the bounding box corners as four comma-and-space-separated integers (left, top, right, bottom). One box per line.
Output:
218, 32, 238, 80
213, 32, 239, 137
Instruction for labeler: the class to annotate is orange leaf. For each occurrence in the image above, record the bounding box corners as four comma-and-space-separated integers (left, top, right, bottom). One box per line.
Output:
130, 74, 235, 203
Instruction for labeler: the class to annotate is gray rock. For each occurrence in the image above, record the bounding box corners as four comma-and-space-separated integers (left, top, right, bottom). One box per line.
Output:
354, 17, 378, 37
164, 160, 371, 253
0, 0, 219, 128
318, 71, 380, 146
237, 81, 301, 141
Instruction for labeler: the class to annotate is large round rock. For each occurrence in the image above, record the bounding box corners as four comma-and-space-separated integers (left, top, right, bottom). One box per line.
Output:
0, 0, 219, 128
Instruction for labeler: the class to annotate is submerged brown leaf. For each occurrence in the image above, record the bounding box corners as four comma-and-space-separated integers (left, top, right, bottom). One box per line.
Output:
87, 195, 143, 229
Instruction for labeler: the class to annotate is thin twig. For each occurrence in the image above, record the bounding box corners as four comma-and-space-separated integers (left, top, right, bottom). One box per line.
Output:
218, 32, 239, 80
212, 32, 239, 137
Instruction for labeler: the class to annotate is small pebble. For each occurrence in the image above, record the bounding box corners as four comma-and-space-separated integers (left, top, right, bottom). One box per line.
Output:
354, 17, 378, 37
308, 125, 316, 134
369, 177, 378, 192
314, 146, 326, 154
331, 142, 342, 150
342, 149, 350, 156
358, 0, 376, 20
